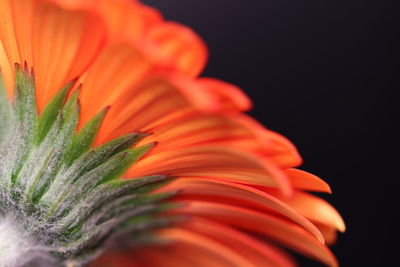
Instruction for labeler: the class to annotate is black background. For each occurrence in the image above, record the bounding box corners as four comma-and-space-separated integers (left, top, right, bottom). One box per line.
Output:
144, 1, 398, 266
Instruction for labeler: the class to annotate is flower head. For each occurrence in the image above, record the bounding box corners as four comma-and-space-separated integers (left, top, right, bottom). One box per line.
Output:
0, 0, 344, 266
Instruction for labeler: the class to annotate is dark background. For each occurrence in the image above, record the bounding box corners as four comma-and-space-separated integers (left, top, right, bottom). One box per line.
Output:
144, 1, 398, 266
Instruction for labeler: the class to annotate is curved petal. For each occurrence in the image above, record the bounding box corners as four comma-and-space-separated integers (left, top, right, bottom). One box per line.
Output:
127, 146, 292, 195
169, 201, 338, 267
94, 248, 189, 267
156, 227, 255, 267
93, 75, 213, 143
141, 114, 260, 151
268, 191, 345, 232
284, 169, 332, 193
180, 217, 297, 267
314, 223, 338, 245
94, 0, 163, 42
140, 112, 300, 169
50, 0, 206, 79
147, 22, 208, 77
234, 115, 303, 168
196, 78, 252, 112
162, 178, 323, 242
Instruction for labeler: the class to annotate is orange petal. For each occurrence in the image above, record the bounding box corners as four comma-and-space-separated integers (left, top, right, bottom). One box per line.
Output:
156, 227, 255, 267
141, 114, 257, 151
285, 169, 332, 193
10, 0, 34, 68
0, 0, 20, 68
52, 0, 162, 42
118, 2, 162, 40
94, 77, 202, 143
32, 0, 106, 111
78, 42, 154, 126
235, 115, 303, 168
195, 78, 253, 112
163, 178, 323, 242
147, 22, 208, 77
170, 201, 338, 267
94, 0, 162, 42
181, 217, 297, 267
134, 112, 302, 172
314, 223, 338, 245
268, 191, 345, 232
95, 230, 244, 267
166, 244, 239, 267
88, 73, 225, 142
94, 246, 191, 267
133, 247, 193, 267
49, 0, 206, 79
127, 146, 292, 195
0, 41, 14, 97
136, 242, 238, 267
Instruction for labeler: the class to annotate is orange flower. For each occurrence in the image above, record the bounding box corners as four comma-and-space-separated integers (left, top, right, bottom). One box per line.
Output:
0, 0, 344, 266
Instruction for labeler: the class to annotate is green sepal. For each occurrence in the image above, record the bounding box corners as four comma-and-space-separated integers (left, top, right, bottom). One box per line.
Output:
57, 219, 118, 257
38, 132, 148, 210
8, 67, 38, 185
65, 132, 148, 179
65, 107, 108, 166
27, 89, 80, 204
36, 82, 72, 144
0, 73, 13, 144
61, 176, 172, 235
13, 66, 38, 130
59, 88, 80, 136
118, 208, 183, 232
59, 199, 179, 263
73, 142, 155, 190
58, 204, 177, 257
44, 143, 155, 220
94, 143, 155, 185
95, 191, 178, 227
